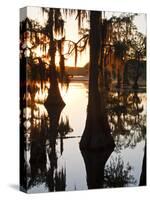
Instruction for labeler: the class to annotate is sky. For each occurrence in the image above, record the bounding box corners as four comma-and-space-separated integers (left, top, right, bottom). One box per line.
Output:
22, 7, 147, 67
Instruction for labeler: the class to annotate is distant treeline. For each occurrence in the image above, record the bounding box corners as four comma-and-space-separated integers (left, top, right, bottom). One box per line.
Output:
65, 59, 146, 86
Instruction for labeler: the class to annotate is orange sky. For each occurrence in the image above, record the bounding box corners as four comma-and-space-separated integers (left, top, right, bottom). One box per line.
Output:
21, 7, 146, 68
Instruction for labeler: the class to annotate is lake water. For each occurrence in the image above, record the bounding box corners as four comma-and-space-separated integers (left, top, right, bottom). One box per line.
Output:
23, 81, 146, 193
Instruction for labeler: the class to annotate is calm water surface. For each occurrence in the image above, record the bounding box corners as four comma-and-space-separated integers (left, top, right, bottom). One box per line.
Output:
24, 82, 146, 193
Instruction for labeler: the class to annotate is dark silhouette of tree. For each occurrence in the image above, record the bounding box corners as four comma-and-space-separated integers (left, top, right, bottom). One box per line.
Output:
20, 18, 50, 115
98, 15, 146, 89
107, 91, 146, 151
20, 12, 67, 111
28, 119, 47, 190
54, 168, 66, 191
20, 114, 28, 191
129, 30, 146, 82
124, 59, 146, 88
41, 8, 65, 108
139, 146, 146, 186
58, 116, 73, 155
44, 99, 67, 191
80, 11, 115, 150
43, 8, 89, 108
81, 148, 113, 189
24, 102, 67, 192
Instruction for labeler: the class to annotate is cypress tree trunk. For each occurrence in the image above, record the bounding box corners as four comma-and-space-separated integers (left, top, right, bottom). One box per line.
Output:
80, 11, 115, 150
45, 9, 65, 109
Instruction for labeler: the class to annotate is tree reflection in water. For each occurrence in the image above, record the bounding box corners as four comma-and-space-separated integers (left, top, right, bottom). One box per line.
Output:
104, 156, 136, 188
22, 96, 73, 192
58, 116, 73, 155
21, 83, 146, 192
45, 104, 71, 192
81, 148, 113, 189
107, 90, 146, 152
